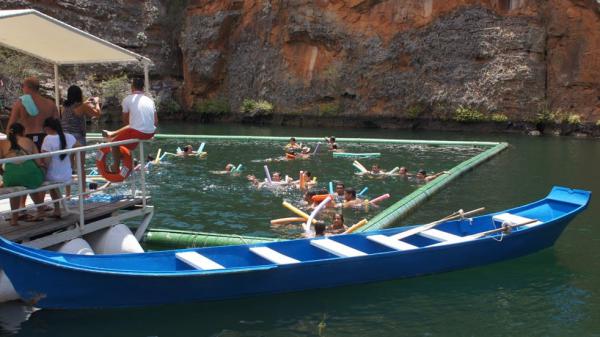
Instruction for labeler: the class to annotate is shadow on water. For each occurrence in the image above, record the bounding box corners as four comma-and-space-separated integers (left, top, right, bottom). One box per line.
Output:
1, 250, 588, 337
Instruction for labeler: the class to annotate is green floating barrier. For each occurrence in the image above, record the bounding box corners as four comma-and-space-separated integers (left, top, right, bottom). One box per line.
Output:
143, 228, 280, 250
332, 152, 381, 158
87, 133, 501, 147
87, 132, 508, 245
357, 142, 509, 232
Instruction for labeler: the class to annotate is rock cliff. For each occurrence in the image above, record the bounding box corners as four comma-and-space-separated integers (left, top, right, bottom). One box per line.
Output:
1, 0, 599, 126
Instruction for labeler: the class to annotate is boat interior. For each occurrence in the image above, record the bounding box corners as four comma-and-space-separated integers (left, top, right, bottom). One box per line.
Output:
1, 187, 588, 274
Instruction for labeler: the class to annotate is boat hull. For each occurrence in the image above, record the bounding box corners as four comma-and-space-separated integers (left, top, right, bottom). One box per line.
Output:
0, 215, 577, 309
0, 186, 590, 309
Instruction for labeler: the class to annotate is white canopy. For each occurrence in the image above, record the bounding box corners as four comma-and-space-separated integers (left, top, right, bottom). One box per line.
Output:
0, 9, 151, 65
0, 9, 152, 108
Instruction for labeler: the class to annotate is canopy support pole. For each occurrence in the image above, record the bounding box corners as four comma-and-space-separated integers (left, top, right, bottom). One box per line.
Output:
53, 64, 60, 112
143, 62, 150, 96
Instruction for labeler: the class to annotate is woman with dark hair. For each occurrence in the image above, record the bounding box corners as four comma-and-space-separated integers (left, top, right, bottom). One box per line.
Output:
0, 122, 46, 225
41, 117, 79, 219
61, 85, 100, 191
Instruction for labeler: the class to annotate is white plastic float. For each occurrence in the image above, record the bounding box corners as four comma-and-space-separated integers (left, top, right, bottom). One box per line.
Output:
85, 224, 144, 254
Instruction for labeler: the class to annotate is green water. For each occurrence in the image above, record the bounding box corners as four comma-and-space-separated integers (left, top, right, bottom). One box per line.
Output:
2, 124, 599, 337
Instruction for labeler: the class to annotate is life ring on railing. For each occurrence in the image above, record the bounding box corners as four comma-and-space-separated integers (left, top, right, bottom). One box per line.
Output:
95, 146, 133, 183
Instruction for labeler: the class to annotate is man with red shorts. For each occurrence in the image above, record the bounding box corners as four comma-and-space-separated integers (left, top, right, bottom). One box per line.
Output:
103, 78, 157, 172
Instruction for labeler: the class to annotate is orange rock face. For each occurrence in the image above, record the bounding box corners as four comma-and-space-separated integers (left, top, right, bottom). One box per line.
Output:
2, 0, 599, 123
178, 0, 600, 122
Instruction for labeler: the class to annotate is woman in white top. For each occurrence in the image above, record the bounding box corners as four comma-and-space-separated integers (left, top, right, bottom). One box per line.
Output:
41, 117, 79, 218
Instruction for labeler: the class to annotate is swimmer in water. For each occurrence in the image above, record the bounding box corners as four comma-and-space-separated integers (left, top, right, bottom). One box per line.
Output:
285, 137, 301, 151
416, 169, 449, 183
298, 146, 312, 159
334, 182, 345, 202
177, 145, 196, 157
211, 163, 237, 175
339, 187, 364, 208
247, 171, 292, 188
327, 213, 348, 235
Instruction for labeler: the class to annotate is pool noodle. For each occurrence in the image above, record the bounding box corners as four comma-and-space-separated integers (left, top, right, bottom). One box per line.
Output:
353, 160, 368, 172
282, 201, 312, 221
159, 151, 168, 161
304, 196, 331, 233
358, 187, 368, 197
370, 193, 390, 204
176, 147, 182, 153
264, 165, 272, 184
198, 142, 206, 153
353, 161, 368, 173
344, 219, 368, 234
270, 217, 307, 225
154, 149, 162, 164
387, 167, 399, 175
313, 142, 320, 155
329, 181, 334, 194
235, 164, 243, 172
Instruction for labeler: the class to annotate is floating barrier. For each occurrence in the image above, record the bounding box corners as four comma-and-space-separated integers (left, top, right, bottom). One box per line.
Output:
85, 133, 508, 242
358, 142, 509, 232
334, 152, 380, 158
143, 229, 281, 250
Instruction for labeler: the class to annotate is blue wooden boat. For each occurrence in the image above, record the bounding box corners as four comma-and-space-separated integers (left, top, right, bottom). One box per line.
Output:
0, 186, 590, 309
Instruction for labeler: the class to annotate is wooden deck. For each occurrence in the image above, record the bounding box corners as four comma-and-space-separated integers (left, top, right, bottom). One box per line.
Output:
0, 198, 148, 242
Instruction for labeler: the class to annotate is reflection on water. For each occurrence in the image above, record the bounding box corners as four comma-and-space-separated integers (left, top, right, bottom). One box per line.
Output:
2, 123, 599, 336
0, 302, 36, 335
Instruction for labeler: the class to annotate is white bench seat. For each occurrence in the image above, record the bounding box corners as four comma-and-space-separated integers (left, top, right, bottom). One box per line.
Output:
367, 234, 418, 251
176, 251, 225, 270
250, 246, 300, 265
420, 228, 465, 242
492, 213, 542, 229
310, 238, 367, 258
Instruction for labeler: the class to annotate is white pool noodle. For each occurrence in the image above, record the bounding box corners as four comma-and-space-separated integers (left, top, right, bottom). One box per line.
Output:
304, 196, 332, 234
264, 165, 272, 184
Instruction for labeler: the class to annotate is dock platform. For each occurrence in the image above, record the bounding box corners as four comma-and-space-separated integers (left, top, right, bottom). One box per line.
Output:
0, 197, 151, 247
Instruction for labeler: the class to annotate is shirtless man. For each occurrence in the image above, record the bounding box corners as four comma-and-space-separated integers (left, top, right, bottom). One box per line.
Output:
7, 77, 59, 150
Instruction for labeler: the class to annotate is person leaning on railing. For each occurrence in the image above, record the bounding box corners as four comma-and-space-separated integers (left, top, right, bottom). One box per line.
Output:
61, 85, 100, 192
0, 123, 46, 225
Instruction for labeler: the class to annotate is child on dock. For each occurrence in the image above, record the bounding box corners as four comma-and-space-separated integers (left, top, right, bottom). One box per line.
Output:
41, 117, 80, 219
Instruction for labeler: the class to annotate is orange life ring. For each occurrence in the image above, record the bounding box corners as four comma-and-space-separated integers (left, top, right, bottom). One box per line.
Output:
286, 153, 296, 159
95, 146, 133, 183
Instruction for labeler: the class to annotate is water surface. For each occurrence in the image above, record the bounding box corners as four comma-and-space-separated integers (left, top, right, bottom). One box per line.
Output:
2, 124, 598, 337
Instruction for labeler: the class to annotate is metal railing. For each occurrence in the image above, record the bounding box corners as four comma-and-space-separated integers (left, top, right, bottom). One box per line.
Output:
0, 138, 150, 230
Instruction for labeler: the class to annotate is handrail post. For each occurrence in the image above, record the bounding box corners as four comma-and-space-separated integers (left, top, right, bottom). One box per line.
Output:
76, 151, 85, 229
140, 141, 147, 209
